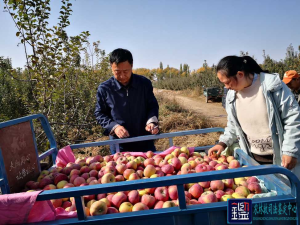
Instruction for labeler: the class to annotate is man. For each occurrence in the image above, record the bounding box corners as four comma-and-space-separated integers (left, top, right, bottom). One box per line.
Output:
95, 48, 159, 153
282, 70, 300, 105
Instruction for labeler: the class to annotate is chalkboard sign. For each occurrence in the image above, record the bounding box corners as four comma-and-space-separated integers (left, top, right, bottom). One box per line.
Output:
0, 121, 40, 193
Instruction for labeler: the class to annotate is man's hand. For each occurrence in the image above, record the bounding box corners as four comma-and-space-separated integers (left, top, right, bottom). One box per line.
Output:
114, 126, 130, 138
281, 155, 297, 170
208, 145, 224, 157
145, 123, 159, 135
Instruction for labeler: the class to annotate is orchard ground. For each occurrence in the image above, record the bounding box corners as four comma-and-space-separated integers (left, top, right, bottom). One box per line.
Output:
72, 88, 227, 159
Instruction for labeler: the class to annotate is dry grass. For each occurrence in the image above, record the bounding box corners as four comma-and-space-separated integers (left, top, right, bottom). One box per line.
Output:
154, 93, 222, 151
180, 86, 203, 98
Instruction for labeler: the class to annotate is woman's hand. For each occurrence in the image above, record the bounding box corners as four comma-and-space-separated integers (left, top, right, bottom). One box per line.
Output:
208, 145, 225, 157
281, 155, 297, 170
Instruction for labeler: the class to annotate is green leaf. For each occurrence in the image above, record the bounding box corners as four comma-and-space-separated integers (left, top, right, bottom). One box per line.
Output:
16, 32, 21, 37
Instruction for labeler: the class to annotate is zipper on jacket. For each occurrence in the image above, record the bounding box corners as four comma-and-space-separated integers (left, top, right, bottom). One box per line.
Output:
126, 89, 128, 96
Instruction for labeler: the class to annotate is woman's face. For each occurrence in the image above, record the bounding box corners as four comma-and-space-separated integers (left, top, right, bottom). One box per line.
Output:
217, 71, 248, 91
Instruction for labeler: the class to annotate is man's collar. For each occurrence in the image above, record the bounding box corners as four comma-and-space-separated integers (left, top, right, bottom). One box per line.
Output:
113, 73, 138, 90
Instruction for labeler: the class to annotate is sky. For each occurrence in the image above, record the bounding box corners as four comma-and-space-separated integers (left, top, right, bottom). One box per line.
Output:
0, 0, 300, 71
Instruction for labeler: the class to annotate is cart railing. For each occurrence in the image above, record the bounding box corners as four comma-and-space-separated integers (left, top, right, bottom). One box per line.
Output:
35, 162, 300, 224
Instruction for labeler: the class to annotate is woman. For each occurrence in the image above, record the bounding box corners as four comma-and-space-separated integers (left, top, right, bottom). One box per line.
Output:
208, 55, 300, 180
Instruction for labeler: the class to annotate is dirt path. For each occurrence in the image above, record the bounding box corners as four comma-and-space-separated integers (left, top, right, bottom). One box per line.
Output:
154, 88, 227, 127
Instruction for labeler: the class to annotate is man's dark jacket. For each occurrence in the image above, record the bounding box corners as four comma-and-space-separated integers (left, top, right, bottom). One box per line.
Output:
95, 74, 159, 152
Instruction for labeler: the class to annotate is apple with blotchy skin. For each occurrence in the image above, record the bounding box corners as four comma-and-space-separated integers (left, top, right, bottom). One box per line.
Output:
101, 173, 115, 184
163, 201, 176, 208
146, 151, 154, 158
247, 177, 259, 184
195, 164, 207, 173
70, 174, 79, 184
112, 192, 127, 208
144, 158, 155, 167
70, 169, 81, 177
188, 183, 203, 199
81, 173, 90, 180
154, 157, 163, 166
168, 185, 178, 200
107, 207, 119, 214
199, 191, 217, 204
170, 157, 182, 171
224, 188, 234, 195
221, 194, 234, 202
89, 170, 98, 178
126, 161, 138, 170
123, 169, 135, 180
154, 187, 169, 201
154, 201, 164, 209
161, 164, 174, 174
234, 177, 246, 186
113, 152, 123, 161
73, 177, 86, 186
235, 186, 250, 197
199, 181, 210, 189
214, 190, 225, 200
99, 198, 111, 207
181, 163, 191, 174
128, 190, 140, 205
229, 160, 240, 169
87, 177, 97, 184
144, 165, 156, 178
90, 201, 108, 216
141, 194, 156, 208
132, 202, 149, 211
53, 173, 68, 185
80, 166, 91, 174
94, 155, 103, 163
115, 175, 125, 182
178, 156, 188, 165
247, 182, 262, 194
222, 179, 234, 189
87, 200, 97, 208
210, 180, 224, 191
116, 164, 127, 175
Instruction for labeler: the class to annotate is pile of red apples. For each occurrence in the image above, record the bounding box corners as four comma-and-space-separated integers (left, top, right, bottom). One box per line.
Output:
25, 147, 263, 216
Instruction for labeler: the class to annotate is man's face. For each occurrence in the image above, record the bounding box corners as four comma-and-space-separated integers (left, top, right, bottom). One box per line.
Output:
111, 61, 132, 86
287, 78, 300, 91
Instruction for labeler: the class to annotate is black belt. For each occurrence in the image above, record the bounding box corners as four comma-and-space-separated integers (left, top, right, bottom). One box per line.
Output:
252, 153, 273, 164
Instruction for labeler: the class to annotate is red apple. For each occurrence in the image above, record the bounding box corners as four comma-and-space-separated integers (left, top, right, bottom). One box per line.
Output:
188, 183, 204, 199
154, 200, 164, 209
210, 180, 224, 191
107, 207, 119, 214
112, 192, 127, 208
141, 194, 156, 209
128, 190, 140, 205
154, 187, 169, 201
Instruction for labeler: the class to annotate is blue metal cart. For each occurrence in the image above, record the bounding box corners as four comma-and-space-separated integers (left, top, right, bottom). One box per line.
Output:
0, 114, 299, 225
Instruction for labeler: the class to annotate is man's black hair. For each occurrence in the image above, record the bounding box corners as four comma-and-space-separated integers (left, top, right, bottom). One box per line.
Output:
109, 48, 133, 65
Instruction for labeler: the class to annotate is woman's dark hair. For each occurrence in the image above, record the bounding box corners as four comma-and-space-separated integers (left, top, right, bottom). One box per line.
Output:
109, 48, 133, 65
216, 55, 269, 78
